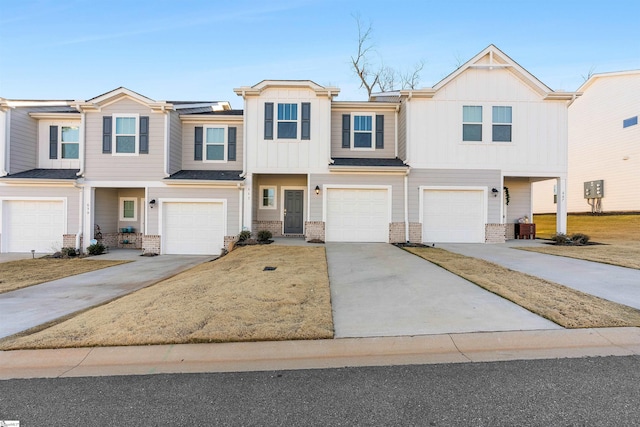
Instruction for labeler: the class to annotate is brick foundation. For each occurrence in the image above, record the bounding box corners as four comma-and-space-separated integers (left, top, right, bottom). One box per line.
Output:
485, 224, 506, 243
408, 222, 422, 243
63, 234, 77, 249
224, 235, 237, 250
252, 221, 283, 237
505, 223, 516, 240
305, 221, 325, 242
142, 235, 161, 255
389, 222, 406, 243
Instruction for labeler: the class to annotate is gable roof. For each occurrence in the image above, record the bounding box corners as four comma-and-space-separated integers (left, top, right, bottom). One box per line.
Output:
577, 69, 640, 92
234, 80, 340, 98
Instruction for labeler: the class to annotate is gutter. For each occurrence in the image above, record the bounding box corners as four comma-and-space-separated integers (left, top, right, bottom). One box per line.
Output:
76, 109, 85, 177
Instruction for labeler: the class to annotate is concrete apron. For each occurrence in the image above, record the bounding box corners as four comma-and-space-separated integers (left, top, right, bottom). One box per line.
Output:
326, 243, 560, 338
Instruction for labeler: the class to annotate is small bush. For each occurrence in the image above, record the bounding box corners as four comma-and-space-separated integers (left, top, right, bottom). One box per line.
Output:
571, 233, 590, 245
86, 242, 106, 256
257, 230, 273, 242
61, 247, 78, 257
551, 233, 571, 245
237, 230, 252, 242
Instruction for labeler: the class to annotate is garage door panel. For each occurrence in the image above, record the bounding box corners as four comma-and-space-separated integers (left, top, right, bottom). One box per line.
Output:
163, 202, 224, 255
4, 200, 65, 252
423, 190, 485, 243
326, 189, 389, 242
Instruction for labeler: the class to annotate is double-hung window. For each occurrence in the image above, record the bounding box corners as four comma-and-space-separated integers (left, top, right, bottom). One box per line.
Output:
60, 126, 79, 159
260, 186, 276, 209
353, 115, 374, 149
492, 106, 512, 142
277, 103, 298, 139
204, 126, 227, 162
119, 197, 137, 221
114, 114, 138, 154
462, 106, 482, 142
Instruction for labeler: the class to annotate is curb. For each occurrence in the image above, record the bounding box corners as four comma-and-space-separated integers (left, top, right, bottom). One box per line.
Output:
2, 328, 639, 380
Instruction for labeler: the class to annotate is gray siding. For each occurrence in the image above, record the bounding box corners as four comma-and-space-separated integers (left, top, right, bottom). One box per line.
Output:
181, 121, 244, 171
398, 102, 407, 161
8, 108, 37, 173
252, 174, 307, 222
148, 186, 241, 236
84, 98, 166, 180
94, 188, 119, 233
408, 169, 502, 223
330, 110, 396, 158
504, 177, 532, 223
168, 111, 182, 175
309, 173, 406, 222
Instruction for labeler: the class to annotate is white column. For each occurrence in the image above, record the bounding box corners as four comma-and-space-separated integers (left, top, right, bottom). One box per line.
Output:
243, 173, 253, 231
556, 177, 567, 234
83, 186, 95, 248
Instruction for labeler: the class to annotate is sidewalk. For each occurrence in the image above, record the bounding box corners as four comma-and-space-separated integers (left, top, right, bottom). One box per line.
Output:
1, 328, 639, 379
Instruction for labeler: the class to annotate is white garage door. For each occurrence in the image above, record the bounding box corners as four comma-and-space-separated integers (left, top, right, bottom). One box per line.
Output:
326, 189, 389, 242
163, 202, 225, 255
422, 190, 485, 243
3, 200, 65, 253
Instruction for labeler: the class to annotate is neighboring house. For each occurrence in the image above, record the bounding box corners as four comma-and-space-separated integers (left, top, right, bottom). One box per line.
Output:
533, 70, 640, 214
0, 45, 576, 254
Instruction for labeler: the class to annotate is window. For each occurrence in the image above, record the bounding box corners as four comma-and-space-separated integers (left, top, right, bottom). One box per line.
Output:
204, 126, 226, 162
492, 106, 512, 142
120, 197, 137, 221
61, 126, 79, 159
114, 114, 138, 154
463, 106, 482, 141
260, 186, 276, 209
353, 115, 374, 149
623, 116, 638, 128
277, 103, 298, 139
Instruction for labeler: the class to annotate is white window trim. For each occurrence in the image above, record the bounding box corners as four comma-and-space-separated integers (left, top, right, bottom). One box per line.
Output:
203, 124, 228, 163
276, 103, 299, 140
462, 105, 483, 143
120, 197, 138, 221
60, 125, 80, 159
491, 106, 513, 143
112, 113, 139, 156
351, 112, 376, 151
259, 185, 277, 210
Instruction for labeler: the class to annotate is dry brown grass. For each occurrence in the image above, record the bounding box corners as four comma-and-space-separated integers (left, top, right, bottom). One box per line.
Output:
404, 247, 640, 329
0, 245, 333, 350
517, 242, 640, 270
0, 259, 129, 294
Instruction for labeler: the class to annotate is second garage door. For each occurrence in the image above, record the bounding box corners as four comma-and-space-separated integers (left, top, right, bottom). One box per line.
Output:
325, 188, 389, 242
163, 202, 225, 255
2, 200, 65, 253
422, 189, 485, 243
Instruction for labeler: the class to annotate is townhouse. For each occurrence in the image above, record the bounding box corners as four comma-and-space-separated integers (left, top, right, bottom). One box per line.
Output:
0, 45, 576, 255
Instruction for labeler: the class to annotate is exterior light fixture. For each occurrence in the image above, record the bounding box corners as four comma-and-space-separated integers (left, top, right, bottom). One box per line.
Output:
149, 199, 156, 208
315, 185, 320, 195
491, 188, 499, 197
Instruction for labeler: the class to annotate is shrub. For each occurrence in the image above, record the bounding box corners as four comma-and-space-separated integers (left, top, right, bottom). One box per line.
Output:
61, 247, 78, 257
237, 230, 252, 242
86, 242, 106, 255
551, 233, 571, 245
571, 233, 590, 245
257, 230, 273, 242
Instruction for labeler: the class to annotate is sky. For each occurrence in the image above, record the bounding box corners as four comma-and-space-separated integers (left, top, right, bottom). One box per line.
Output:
1, 0, 639, 108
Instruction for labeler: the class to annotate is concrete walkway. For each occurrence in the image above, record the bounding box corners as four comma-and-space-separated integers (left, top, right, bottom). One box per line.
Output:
440, 241, 640, 310
326, 243, 559, 338
0, 250, 214, 339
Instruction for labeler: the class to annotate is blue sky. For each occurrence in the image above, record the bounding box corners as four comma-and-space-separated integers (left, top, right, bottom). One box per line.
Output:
1, 0, 639, 108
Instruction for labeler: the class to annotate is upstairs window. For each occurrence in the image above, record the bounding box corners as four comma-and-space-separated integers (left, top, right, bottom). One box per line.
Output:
102, 114, 149, 155
205, 126, 226, 162
623, 116, 638, 128
353, 115, 373, 148
463, 106, 482, 141
61, 126, 80, 159
115, 116, 137, 154
492, 106, 512, 142
342, 113, 384, 150
277, 103, 298, 139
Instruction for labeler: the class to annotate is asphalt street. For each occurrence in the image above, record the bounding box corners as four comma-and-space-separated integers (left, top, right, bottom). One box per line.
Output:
2, 355, 640, 426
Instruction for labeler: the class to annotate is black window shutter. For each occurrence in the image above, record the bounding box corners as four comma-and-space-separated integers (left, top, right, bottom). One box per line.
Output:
139, 116, 149, 154
342, 114, 350, 148
194, 126, 203, 161
228, 127, 237, 161
102, 116, 112, 153
301, 102, 311, 140
375, 115, 384, 149
49, 125, 58, 159
264, 103, 274, 140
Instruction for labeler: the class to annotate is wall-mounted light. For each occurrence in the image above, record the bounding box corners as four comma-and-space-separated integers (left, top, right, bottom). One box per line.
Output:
315, 185, 320, 195
149, 199, 156, 208
491, 188, 499, 197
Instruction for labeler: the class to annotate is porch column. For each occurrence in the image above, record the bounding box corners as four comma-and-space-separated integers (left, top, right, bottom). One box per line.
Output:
556, 177, 567, 234
82, 186, 95, 250
243, 173, 253, 231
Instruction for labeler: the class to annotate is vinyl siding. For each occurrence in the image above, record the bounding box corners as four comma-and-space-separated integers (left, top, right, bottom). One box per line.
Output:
94, 188, 119, 233
397, 102, 407, 161
84, 98, 166, 180
504, 177, 532, 223
8, 108, 37, 173
168, 111, 182, 175
147, 186, 241, 236
330, 110, 395, 158
253, 174, 306, 222
181, 121, 243, 171
309, 173, 405, 222
407, 168, 502, 223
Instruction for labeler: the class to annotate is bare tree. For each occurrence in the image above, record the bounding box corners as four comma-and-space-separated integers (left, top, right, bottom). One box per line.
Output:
400, 60, 425, 89
350, 15, 379, 98
581, 65, 596, 82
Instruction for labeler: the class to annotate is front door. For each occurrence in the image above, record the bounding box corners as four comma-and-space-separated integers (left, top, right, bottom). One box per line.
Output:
284, 190, 304, 234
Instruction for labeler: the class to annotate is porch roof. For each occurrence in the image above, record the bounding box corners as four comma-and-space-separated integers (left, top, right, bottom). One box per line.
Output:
165, 170, 244, 181
1, 169, 80, 180
330, 158, 408, 167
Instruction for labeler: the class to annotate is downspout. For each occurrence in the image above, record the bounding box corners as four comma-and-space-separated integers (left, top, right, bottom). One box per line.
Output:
76, 109, 85, 177
1, 108, 11, 176
394, 105, 399, 159
404, 169, 410, 242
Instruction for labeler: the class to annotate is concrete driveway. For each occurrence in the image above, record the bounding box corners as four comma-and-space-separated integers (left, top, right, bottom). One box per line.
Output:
326, 243, 560, 338
0, 250, 214, 339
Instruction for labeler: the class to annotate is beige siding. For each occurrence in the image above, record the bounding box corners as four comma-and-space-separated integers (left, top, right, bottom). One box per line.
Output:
181, 121, 243, 171
253, 174, 306, 222
0, 185, 81, 232
397, 102, 407, 160
504, 177, 532, 223
8, 108, 37, 173
407, 169, 502, 223
84, 98, 166, 180
94, 188, 119, 234
168, 111, 182, 175
147, 186, 241, 236
330, 110, 395, 158
309, 173, 405, 222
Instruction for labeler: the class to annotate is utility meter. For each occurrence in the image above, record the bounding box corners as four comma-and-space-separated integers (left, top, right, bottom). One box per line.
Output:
584, 180, 604, 199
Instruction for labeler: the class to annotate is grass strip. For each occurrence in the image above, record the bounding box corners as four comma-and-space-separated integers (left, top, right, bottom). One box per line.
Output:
404, 247, 640, 329
515, 245, 640, 270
